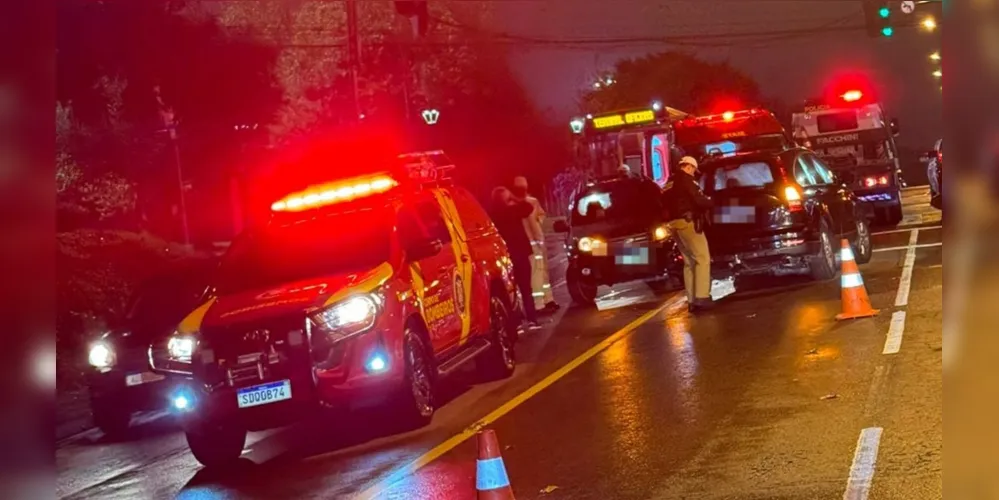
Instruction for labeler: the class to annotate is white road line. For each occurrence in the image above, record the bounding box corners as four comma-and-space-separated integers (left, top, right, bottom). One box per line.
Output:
873, 242, 941, 253
883, 311, 906, 355
843, 427, 884, 500
893, 229, 919, 307
872, 225, 941, 236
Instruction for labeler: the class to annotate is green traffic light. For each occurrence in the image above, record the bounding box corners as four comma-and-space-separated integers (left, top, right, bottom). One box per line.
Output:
879, 6, 890, 18
882, 26, 894, 37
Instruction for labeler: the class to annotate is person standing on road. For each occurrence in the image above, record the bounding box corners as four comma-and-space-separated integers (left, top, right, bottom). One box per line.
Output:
512, 176, 559, 313
662, 156, 715, 313
490, 186, 542, 328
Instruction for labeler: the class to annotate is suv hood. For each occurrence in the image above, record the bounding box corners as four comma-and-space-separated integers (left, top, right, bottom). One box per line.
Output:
199, 262, 394, 328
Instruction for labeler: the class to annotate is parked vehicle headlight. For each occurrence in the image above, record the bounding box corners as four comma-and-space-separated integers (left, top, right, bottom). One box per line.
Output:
167, 336, 196, 363
88, 342, 115, 368
653, 225, 670, 241
311, 295, 379, 341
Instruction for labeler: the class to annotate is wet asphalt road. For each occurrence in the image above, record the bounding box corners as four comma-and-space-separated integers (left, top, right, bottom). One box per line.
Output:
57, 188, 942, 500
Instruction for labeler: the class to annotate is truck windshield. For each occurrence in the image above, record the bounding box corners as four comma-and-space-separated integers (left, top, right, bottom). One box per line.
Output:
679, 133, 789, 159
816, 111, 859, 133
214, 208, 393, 295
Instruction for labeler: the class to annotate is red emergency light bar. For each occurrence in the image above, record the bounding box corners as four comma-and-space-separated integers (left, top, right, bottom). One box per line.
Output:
675, 108, 771, 128
841, 90, 864, 102
271, 174, 398, 212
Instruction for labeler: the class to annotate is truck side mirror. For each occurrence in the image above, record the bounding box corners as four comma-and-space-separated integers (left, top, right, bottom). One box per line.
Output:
553, 220, 570, 233
407, 238, 443, 261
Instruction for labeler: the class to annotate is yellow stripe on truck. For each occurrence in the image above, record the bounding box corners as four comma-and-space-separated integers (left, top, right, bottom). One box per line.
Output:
432, 189, 474, 345
322, 262, 395, 307
177, 297, 217, 336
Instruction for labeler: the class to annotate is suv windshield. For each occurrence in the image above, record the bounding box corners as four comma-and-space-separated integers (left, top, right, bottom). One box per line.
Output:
699, 158, 780, 195
571, 177, 662, 227
215, 208, 393, 295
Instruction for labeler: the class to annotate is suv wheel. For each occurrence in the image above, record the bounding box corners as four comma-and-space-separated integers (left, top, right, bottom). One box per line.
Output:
185, 422, 247, 468
854, 217, 873, 265
885, 203, 904, 226
398, 328, 435, 428
478, 295, 517, 381
566, 264, 597, 307
809, 221, 838, 281
92, 398, 131, 438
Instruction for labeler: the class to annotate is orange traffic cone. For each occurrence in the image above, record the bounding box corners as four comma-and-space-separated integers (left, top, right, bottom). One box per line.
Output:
835, 239, 880, 320
476, 429, 515, 500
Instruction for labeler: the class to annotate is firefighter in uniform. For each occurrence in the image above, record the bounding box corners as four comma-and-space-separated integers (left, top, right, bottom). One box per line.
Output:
662, 156, 715, 312
512, 176, 558, 312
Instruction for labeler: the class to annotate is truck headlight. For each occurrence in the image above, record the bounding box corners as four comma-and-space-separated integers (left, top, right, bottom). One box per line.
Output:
167, 336, 196, 363
311, 295, 379, 341
88, 342, 115, 368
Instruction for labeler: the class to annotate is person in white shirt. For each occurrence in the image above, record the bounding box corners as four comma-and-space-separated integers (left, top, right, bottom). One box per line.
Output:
512, 176, 559, 312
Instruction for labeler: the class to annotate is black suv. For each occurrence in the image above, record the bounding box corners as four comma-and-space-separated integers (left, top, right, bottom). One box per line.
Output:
554, 174, 683, 306
699, 148, 872, 281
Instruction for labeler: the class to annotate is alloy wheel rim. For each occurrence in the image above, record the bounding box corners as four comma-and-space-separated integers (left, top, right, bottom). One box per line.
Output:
492, 299, 514, 369
408, 338, 432, 416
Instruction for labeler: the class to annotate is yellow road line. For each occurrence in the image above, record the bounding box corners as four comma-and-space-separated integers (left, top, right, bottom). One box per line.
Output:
353, 294, 682, 499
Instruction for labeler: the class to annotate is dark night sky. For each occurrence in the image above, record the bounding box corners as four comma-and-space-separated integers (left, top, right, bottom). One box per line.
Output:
491, 0, 942, 149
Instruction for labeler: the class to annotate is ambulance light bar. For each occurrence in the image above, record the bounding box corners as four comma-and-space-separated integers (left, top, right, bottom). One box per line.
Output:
271, 175, 398, 212
675, 108, 770, 128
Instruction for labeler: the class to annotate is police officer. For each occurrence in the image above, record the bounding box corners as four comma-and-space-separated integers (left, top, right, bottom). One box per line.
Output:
662, 156, 714, 312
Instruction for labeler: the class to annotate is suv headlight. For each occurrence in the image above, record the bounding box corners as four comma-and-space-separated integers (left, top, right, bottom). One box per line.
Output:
167, 336, 196, 363
88, 342, 115, 368
310, 295, 379, 341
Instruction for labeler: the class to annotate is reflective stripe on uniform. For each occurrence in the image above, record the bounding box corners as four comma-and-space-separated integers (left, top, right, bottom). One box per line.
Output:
842, 272, 864, 288
475, 457, 511, 490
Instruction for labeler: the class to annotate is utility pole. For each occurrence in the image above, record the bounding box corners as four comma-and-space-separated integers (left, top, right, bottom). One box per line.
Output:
346, 0, 362, 120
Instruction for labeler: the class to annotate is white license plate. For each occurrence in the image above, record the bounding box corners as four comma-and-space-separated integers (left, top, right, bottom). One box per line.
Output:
237, 380, 292, 409
125, 371, 166, 387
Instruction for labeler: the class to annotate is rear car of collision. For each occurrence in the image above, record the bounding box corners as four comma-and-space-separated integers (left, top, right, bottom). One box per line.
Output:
700, 148, 872, 281
150, 154, 521, 467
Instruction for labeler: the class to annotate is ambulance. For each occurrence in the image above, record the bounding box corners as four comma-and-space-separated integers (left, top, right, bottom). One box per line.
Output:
150, 151, 521, 467
791, 89, 904, 225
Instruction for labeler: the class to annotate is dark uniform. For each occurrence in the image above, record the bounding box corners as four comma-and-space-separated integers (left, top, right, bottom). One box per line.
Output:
662, 159, 714, 309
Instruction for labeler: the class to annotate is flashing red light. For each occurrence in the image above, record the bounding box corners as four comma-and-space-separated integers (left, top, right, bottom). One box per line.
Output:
676, 108, 768, 128
271, 175, 398, 212
841, 90, 864, 102
722, 111, 735, 122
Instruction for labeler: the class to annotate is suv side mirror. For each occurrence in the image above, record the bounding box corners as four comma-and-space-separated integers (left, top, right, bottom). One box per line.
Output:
553, 219, 569, 233
407, 239, 443, 261
840, 171, 856, 185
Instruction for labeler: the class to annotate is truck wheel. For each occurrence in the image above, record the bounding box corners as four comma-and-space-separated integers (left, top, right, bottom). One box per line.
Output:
566, 265, 597, 307
397, 328, 435, 428
185, 422, 247, 468
809, 222, 838, 281
478, 295, 517, 381
853, 217, 873, 265
91, 399, 131, 438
